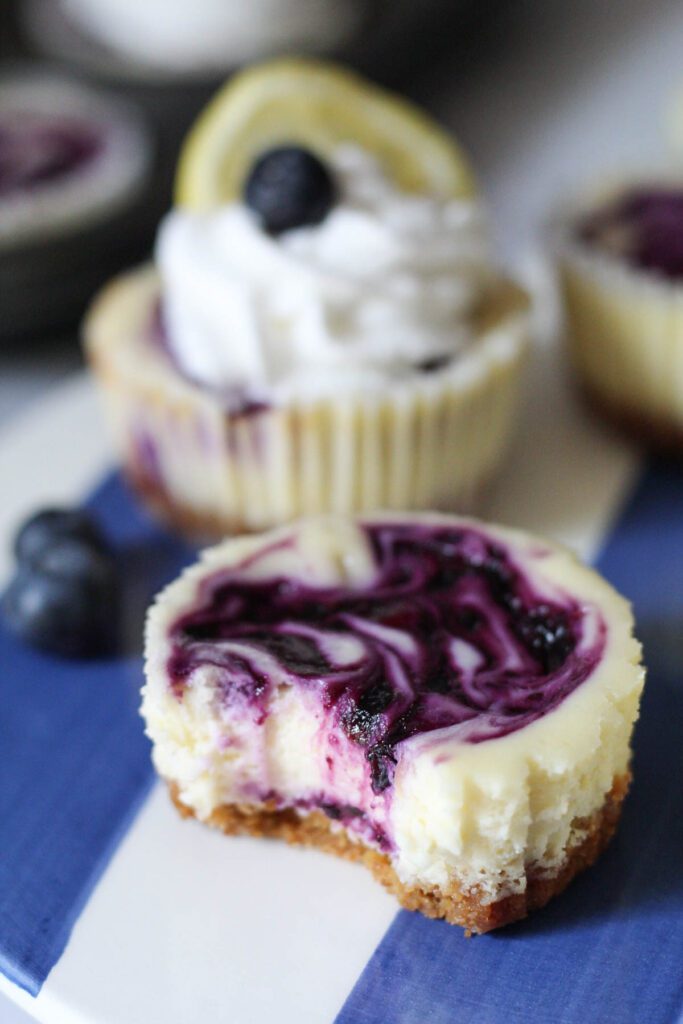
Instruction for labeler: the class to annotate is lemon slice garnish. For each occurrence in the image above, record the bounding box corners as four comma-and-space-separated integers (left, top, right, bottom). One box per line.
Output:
176, 57, 476, 210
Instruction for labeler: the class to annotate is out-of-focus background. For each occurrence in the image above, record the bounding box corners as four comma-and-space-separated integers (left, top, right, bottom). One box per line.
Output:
1, 1, 683, 1019
3, 0, 683, 431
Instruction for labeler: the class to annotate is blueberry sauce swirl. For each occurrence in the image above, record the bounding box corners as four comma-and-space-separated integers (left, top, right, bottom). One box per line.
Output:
578, 187, 683, 280
168, 523, 605, 793
0, 116, 101, 198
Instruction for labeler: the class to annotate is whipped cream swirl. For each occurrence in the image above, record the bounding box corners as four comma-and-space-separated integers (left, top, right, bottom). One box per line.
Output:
157, 145, 493, 402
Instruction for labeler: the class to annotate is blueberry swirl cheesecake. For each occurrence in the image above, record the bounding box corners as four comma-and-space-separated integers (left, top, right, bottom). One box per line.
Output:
554, 179, 683, 452
85, 59, 530, 536
0, 71, 148, 246
142, 513, 644, 932
1, 70, 150, 337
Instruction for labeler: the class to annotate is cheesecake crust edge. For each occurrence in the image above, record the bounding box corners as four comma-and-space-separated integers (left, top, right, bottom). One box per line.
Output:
168, 772, 630, 934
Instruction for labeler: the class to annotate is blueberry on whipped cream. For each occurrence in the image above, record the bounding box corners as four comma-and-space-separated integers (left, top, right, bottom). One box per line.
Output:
157, 144, 494, 401
3, 506, 119, 657
578, 187, 683, 280
143, 513, 643, 931
244, 145, 336, 235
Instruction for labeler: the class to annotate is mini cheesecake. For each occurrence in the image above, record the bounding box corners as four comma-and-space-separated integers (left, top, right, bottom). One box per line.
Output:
555, 181, 683, 453
143, 513, 644, 933
0, 70, 151, 338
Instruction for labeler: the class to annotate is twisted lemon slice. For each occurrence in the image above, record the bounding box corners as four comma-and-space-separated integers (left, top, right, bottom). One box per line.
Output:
175, 57, 476, 210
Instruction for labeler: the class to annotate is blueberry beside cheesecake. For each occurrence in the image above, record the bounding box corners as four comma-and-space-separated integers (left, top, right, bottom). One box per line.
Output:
143, 513, 644, 932
2, 508, 120, 657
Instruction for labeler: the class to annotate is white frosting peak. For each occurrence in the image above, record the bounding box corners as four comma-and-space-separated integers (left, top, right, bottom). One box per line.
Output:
157, 146, 493, 401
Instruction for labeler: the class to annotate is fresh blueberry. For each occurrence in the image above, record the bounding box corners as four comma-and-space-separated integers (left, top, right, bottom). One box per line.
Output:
244, 145, 336, 235
516, 606, 575, 674
357, 680, 394, 714
5, 507, 119, 657
3, 532, 119, 658
14, 507, 108, 566
38, 536, 116, 585
366, 744, 396, 794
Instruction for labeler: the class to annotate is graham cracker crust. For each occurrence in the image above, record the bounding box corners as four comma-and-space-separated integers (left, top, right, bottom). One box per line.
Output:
168, 773, 630, 934
580, 381, 683, 456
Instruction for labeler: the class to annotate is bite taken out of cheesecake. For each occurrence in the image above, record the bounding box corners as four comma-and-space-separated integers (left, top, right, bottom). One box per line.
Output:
142, 513, 644, 933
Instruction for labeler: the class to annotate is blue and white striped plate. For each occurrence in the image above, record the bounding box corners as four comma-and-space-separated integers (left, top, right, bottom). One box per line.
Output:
1, 364, 681, 1024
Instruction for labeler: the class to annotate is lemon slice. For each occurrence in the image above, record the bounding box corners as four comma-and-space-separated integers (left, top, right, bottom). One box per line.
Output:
176, 57, 476, 210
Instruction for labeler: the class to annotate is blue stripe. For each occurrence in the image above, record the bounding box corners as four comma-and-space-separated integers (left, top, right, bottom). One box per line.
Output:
0, 474, 192, 995
336, 461, 683, 1024
4, 464, 682, 1011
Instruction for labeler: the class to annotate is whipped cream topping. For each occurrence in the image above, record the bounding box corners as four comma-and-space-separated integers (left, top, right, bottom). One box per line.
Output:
157, 145, 493, 402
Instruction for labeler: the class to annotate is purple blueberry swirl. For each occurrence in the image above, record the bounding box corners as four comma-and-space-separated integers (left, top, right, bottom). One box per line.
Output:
0, 115, 102, 198
578, 187, 683, 280
168, 523, 605, 793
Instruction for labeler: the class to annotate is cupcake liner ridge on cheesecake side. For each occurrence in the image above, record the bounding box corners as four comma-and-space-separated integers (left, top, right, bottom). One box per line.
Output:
84, 58, 530, 536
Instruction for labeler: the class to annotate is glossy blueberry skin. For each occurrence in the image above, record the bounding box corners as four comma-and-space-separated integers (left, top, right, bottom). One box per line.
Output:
4, 528, 119, 658
244, 145, 336, 236
3, 565, 117, 658
14, 508, 108, 566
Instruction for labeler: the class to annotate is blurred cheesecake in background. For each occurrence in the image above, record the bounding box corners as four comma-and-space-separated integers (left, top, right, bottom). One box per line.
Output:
20, 0, 371, 235
20, 0, 500, 235
0, 68, 152, 339
21, 0, 372, 81
55, 0, 366, 72
553, 177, 683, 453
84, 58, 530, 535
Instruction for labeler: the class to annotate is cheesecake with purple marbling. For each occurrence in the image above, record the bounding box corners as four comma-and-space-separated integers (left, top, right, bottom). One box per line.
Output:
142, 512, 644, 932
0, 72, 149, 248
555, 179, 683, 452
